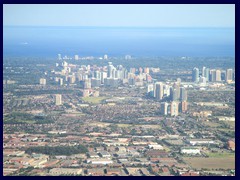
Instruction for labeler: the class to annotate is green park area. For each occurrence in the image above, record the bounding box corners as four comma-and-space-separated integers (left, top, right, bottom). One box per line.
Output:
4, 112, 53, 124
81, 96, 108, 104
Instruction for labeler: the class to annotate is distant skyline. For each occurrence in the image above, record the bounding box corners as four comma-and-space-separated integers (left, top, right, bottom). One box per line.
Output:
3, 4, 235, 27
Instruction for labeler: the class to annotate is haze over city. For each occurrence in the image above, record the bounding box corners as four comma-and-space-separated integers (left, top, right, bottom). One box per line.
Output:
3, 4, 235, 176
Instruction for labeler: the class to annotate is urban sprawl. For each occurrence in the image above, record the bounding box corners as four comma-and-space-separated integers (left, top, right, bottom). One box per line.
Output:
3, 55, 235, 176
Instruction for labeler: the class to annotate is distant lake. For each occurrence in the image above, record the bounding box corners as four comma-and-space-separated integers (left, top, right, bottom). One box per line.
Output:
3, 26, 235, 58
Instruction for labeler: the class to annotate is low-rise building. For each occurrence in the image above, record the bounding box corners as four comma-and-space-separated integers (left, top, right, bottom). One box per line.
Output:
49, 168, 82, 175
181, 147, 201, 154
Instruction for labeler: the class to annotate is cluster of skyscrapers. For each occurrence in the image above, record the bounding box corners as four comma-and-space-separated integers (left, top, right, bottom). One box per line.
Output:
40, 61, 153, 101
57, 54, 132, 61
192, 67, 234, 83
147, 81, 188, 116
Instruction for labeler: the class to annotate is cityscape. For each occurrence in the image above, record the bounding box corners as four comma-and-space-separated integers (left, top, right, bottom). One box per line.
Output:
3, 4, 235, 176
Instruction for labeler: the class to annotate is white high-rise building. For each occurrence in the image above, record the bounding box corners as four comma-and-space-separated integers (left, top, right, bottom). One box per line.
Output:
161, 102, 169, 115
104, 54, 108, 60
100, 72, 107, 84
58, 54, 62, 60
226, 69, 233, 81
170, 101, 179, 116
59, 78, 63, 86
192, 67, 199, 82
40, 78, 46, 85
107, 62, 114, 78
74, 55, 79, 60
216, 70, 221, 82
155, 82, 164, 100
55, 94, 62, 105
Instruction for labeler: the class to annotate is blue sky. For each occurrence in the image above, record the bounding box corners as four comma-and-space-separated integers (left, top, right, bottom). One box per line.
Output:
3, 4, 235, 27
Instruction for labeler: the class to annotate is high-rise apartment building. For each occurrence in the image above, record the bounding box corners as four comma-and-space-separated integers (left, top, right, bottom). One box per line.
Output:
40, 78, 46, 85
216, 70, 221, 82
155, 82, 164, 100
192, 67, 199, 82
55, 94, 62, 105
180, 101, 188, 113
170, 101, 179, 116
104, 54, 108, 60
226, 69, 233, 81
58, 54, 62, 60
161, 102, 169, 115
74, 55, 79, 60
180, 87, 187, 101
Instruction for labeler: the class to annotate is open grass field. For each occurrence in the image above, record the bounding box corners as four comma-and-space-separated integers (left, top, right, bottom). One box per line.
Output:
89, 122, 161, 129
183, 156, 235, 170
202, 121, 221, 128
207, 152, 235, 158
81, 97, 108, 104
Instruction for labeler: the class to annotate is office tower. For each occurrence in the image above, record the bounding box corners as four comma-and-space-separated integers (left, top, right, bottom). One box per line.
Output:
210, 69, 216, 82
226, 69, 233, 81
216, 70, 221, 82
40, 78, 46, 85
94, 71, 101, 80
161, 102, 169, 115
107, 62, 114, 78
163, 84, 170, 97
58, 54, 62, 60
139, 67, 143, 74
170, 101, 179, 116
155, 82, 164, 100
100, 72, 107, 84
173, 82, 180, 100
192, 67, 199, 82
180, 101, 188, 113
104, 54, 108, 60
59, 78, 63, 86
202, 67, 206, 77
74, 55, 79, 60
55, 94, 62, 105
180, 87, 187, 101
204, 68, 210, 82
147, 84, 154, 97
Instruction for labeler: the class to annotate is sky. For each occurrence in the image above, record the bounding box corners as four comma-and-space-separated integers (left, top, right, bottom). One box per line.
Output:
3, 4, 235, 27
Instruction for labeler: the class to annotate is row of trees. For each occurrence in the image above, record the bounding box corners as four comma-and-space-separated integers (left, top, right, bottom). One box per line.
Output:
25, 145, 88, 156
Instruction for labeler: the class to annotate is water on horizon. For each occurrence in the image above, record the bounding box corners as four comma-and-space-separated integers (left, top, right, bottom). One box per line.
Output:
3, 26, 235, 58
